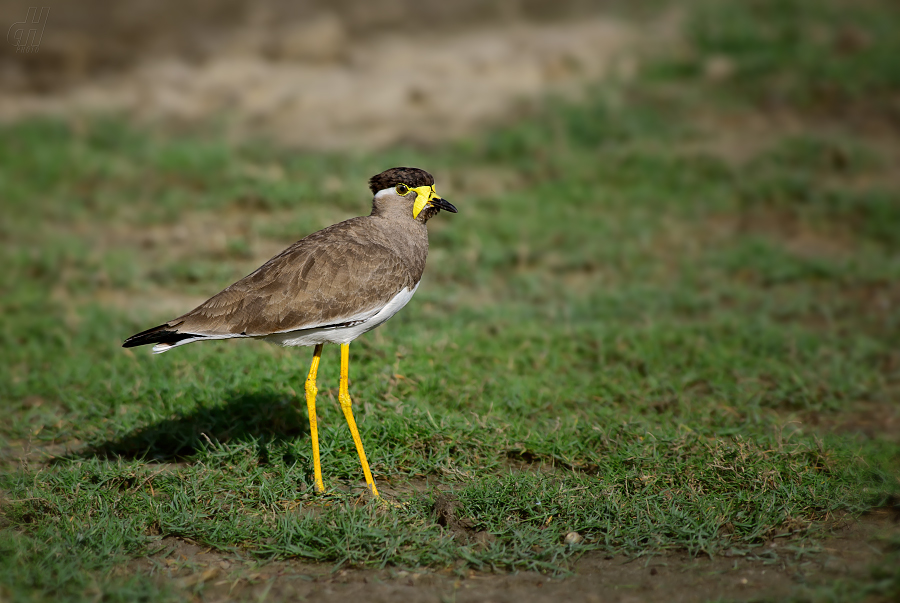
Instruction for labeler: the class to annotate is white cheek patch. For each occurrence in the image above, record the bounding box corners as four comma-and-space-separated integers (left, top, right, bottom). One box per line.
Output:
374, 187, 400, 201
374, 185, 433, 218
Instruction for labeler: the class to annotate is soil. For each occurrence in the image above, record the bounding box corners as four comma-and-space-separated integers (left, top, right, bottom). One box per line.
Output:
134, 509, 899, 602
0, 0, 662, 150
5, 432, 898, 602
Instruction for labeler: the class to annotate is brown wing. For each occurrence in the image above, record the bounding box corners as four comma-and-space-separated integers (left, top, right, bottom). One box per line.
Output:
166, 218, 416, 337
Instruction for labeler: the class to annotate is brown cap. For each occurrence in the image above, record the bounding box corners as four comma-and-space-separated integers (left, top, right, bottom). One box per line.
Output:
368, 167, 434, 194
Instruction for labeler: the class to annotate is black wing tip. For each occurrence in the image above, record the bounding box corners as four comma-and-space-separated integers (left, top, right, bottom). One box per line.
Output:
122, 324, 200, 348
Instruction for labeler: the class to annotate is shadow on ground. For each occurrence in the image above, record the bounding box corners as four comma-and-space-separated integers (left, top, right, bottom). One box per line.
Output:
60, 391, 308, 463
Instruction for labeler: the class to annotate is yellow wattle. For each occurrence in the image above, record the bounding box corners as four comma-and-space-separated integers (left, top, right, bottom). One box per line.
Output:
411, 185, 435, 219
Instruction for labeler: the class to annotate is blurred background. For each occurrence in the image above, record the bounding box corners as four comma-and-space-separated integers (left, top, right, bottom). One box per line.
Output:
0, 0, 648, 148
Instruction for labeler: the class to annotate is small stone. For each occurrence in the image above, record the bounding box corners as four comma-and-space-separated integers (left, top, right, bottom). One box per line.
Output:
564, 531, 583, 545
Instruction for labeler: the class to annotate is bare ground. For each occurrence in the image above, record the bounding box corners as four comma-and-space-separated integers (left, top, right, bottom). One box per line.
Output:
4, 434, 899, 603
0, 0, 663, 150
131, 509, 898, 603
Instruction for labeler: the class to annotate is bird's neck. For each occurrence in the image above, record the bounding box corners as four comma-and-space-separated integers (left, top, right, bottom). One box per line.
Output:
366, 213, 429, 284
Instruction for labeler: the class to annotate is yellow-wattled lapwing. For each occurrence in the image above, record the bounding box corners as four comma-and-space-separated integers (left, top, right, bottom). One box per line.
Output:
123, 167, 457, 496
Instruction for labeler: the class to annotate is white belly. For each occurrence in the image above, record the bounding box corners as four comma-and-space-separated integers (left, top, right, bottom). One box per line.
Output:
264, 283, 419, 348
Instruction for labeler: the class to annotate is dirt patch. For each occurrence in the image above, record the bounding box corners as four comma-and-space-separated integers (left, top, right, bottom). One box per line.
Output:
0, 438, 76, 473
433, 492, 497, 547
0, 1, 654, 150
4, 418, 898, 602
803, 399, 900, 444
0, 0, 636, 90
131, 510, 898, 602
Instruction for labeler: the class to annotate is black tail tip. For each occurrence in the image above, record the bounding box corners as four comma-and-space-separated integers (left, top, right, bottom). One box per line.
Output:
123, 324, 197, 348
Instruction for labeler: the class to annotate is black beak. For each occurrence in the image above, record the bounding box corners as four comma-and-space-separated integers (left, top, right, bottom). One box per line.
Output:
431, 197, 458, 213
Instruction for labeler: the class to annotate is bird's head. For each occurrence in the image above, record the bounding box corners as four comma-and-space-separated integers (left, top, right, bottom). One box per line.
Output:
369, 167, 457, 222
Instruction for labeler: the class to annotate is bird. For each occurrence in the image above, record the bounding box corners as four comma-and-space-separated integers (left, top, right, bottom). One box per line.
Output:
123, 167, 457, 497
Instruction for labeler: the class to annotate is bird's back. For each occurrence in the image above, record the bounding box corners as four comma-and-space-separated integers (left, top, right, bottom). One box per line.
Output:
130, 214, 429, 346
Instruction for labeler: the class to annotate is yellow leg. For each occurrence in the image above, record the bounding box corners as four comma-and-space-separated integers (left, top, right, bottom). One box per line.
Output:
339, 343, 379, 497
305, 343, 325, 493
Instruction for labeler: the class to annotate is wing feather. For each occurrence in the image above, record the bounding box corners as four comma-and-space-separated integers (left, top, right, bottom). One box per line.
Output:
165, 218, 416, 337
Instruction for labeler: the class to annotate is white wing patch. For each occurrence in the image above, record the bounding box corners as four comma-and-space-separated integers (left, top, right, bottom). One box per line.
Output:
151, 333, 249, 354
265, 283, 419, 347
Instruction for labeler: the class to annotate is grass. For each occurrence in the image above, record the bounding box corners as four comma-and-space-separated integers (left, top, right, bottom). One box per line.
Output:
2, 0, 900, 601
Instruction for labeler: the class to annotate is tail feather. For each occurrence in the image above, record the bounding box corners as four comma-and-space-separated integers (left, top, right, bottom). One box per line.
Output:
123, 323, 201, 349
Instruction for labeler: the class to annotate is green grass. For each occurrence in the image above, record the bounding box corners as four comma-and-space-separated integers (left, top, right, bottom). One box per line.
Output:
650, 0, 900, 115
2, 1, 900, 601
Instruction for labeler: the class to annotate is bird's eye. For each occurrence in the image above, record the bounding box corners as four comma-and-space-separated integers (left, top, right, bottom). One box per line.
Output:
396, 184, 409, 195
